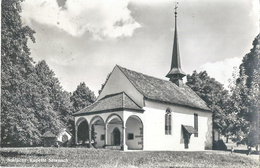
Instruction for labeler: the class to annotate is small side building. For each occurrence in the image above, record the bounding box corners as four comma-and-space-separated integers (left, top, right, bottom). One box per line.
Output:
56, 128, 72, 146
42, 131, 56, 147
42, 129, 72, 147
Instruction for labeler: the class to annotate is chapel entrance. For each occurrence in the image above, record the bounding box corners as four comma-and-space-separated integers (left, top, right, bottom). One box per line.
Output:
184, 133, 190, 149
112, 127, 121, 145
106, 114, 123, 147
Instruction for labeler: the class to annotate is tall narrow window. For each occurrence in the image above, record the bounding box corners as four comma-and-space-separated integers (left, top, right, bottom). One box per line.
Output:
194, 113, 198, 137
165, 109, 172, 135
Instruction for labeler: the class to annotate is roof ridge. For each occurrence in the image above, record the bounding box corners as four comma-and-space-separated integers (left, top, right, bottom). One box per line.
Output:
73, 100, 100, 115
117, 65, 181, 98
117, 65, 179, 84
100, 92, 124, 100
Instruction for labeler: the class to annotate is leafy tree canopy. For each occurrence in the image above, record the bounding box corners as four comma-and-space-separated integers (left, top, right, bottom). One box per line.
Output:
229, 33, 259, 147
1, 0, 73, 146
186, 71, 235, 142
1, 0, 38, 146
98, 73, 111, 95
71, 82, 96, 112
186, 71, 230, 122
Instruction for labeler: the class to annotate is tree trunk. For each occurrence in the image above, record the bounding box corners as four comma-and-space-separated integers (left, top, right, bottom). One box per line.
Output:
226, 135, 229, 143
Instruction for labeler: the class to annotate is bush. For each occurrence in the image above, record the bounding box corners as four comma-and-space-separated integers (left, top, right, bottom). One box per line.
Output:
213, 140, 227, 150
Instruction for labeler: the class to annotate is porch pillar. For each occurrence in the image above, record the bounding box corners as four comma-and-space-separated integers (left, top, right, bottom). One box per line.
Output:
121, 126, 128, 151
75, 126, 78, 145
89, 127, 92, 148
104, 125, 108, 147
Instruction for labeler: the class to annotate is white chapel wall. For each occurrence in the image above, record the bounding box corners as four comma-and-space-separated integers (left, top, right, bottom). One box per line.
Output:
94, 125, 105, 148
124, 111, 144, 150
97, 66, 144, 107
143, 100, 212, 151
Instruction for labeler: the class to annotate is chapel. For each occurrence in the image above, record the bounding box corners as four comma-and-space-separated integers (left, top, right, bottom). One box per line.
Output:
73, 5, 212, 151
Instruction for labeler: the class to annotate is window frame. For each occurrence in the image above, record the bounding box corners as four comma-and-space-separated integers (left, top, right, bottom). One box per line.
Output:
165, 108, 172, 135
194, 113, 198, 137
100, 134, 105, 140
128, 133, 134, 140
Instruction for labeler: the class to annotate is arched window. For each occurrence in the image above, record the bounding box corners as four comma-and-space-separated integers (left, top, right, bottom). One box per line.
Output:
165, 109, 171, 135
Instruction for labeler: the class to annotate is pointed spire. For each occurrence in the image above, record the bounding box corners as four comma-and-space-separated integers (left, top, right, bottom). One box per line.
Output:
166, 2, 186, 87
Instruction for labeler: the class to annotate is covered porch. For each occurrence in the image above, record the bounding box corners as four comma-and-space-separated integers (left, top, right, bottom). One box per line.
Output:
73, 92, 144, 151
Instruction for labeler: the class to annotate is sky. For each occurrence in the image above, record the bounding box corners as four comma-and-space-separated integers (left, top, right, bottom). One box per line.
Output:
20, 0, 259, 95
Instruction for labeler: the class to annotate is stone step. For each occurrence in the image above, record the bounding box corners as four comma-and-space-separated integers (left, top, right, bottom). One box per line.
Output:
105, 145, 121, 150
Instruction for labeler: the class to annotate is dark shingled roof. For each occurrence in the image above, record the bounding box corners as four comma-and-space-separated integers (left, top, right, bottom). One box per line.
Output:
74, 92, 143, 115
117, 65, 210, 111
182, 125, 198, 134
42, 131, 56, 138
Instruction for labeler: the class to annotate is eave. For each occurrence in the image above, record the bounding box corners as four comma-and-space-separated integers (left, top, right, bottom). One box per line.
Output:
73, 107, 144, 117
144, 97, 212, 113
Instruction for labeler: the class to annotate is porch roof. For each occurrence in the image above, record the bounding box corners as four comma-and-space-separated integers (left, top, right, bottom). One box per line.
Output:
74, 92, 144, 116
182, 125, 198, 134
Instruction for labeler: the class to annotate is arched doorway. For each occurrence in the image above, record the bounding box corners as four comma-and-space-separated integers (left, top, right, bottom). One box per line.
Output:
112, 127, 121, 145
126, 115, 143, 150
77, 119, 89, 145
106, 114, 123, 146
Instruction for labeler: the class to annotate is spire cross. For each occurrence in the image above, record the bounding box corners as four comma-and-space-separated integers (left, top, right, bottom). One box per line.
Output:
174, 2, 178, 17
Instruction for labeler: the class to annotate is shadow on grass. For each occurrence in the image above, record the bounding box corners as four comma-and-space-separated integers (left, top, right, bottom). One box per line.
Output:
1, 151, 54, 157
232, 150, 259, 155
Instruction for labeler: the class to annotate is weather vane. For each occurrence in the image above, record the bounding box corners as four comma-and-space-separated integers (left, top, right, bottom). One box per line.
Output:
174, 2, 178, 17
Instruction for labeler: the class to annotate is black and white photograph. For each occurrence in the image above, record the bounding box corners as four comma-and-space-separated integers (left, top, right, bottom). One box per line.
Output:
1, 0, 259, 167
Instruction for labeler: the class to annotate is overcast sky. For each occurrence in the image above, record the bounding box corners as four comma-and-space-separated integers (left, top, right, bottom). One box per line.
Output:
21, 0, 259, 95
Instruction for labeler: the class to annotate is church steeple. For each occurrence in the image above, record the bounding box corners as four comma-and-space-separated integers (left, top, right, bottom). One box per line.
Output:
166, 2, 186, 87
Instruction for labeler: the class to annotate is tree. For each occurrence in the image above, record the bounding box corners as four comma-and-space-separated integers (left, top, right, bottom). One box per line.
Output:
34, 60, 73, 134
1, 0, 38, 146
70, 82, 96, 112
186, 71, 233, 141
98, 73, 111, 95
229, 33, 259, 147
70, 83, 95, 145
1, 0, 73, 146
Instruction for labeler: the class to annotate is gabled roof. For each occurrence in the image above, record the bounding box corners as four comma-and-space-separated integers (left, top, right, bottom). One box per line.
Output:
117, 65, 210, 111
74, 92, 143, 116
42, 131, 56, 138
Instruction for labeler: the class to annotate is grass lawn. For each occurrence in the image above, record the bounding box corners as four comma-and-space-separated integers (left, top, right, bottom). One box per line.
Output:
0, 147, 259, 167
